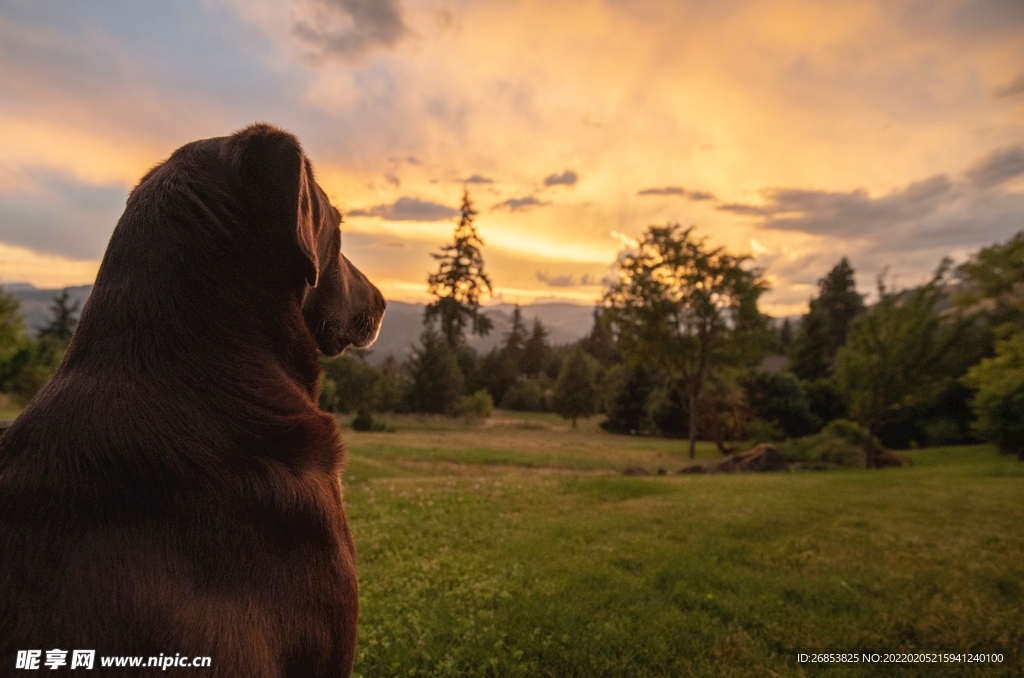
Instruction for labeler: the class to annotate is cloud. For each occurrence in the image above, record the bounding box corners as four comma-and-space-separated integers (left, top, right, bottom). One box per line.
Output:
493, 196, 548, 211
718, 174, 953, 237
0, 167, 126, 260
995, 72, 1024, 97
637, 186, 716, 200
365, 239, 411, 249
534, 270, 601, 287
292, 0, 408, 62
464, 174, 494, 184
543, 170, 577, 187
536, 270, 575, 287
348, 196, 458, 221
964, 145, 1024, 190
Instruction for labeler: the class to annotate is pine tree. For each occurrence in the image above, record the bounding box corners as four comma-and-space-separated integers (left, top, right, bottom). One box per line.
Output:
503, 305, 527, 364
552, 349, 599, 428
789, 257, 865, 381
520, 319, 550, 377
424, 189, 493, 347
39, 288, 80, 343
406, 329, 464, 414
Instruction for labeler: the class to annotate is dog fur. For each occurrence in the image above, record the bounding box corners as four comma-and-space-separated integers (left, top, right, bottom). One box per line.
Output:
0, 124, 385, 677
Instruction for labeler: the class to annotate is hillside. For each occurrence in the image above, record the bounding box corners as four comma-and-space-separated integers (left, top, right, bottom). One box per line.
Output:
2, 284, 596, 362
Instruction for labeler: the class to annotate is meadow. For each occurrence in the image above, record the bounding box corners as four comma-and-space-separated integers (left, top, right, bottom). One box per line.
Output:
342, 411, 1024, 677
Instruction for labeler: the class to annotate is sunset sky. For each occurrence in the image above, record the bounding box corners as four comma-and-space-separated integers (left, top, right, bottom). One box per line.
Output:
1, 0, 1022, 315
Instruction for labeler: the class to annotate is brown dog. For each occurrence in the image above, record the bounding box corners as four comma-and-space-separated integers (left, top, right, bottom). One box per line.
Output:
0, 124, 385, 677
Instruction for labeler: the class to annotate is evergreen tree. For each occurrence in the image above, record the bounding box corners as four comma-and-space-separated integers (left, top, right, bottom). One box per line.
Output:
406, 329, 465, 414
520, 319, 550, 377
778, 317, 793, 351
38, 288, 79, 342
503, 305, 527, 364
789, 258, 865, 380
424, 189, 493, 347
579, 307, 617, 367
552, 349, 598, 428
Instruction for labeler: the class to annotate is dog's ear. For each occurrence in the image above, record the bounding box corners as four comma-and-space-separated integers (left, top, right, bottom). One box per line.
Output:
225, 124, 319, 287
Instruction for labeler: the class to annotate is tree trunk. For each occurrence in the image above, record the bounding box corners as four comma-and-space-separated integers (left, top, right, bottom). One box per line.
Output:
687, 391, 698, 459
571, 416, 577, 429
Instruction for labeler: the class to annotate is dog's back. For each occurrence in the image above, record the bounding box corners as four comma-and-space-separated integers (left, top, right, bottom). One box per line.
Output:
0, 125, 383, 677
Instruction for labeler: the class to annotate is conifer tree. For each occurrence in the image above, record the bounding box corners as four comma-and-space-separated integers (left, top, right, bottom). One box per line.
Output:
789, 257, 865, 381
520, 319, 550, 377
552, 349, 598, 428
406, 328, 464, 414
425, 189, 493, 347
39, 288, 80, 343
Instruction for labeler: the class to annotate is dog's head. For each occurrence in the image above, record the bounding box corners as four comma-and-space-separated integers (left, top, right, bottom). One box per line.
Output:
224, 124, 386, 356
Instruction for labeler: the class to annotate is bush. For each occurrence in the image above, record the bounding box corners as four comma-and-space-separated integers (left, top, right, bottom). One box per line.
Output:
319, 376, 339, 411
455, 389, 494, 418
780, 419, 895, 468
321, 353, 379, 413
500, 379, 545, 411
351, 408, 391, 432
748, 418, 785, 444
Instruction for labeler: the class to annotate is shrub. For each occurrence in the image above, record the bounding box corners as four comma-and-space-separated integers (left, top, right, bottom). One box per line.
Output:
456, 389, 494, 418
780, 419, 895, 468
319, 377, 339, 412
748, 418, 785, 444
500, 379, 545, 411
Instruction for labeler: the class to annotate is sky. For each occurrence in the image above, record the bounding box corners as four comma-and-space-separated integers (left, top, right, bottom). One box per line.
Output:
0, 0, 1022, 316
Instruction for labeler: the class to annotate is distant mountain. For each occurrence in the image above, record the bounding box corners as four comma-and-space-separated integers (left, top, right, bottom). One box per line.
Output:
364, 301, 596, 365
1, 284, 597, 361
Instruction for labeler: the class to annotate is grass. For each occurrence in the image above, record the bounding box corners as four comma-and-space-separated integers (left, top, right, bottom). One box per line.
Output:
342, 412, 1024, 677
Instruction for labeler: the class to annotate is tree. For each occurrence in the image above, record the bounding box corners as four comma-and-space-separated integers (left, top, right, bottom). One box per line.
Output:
834, 264, 981, 447
600, 362, 659, 434
955, 230, 1024, 325
38, 288, 80, 342
406, 329, 465, 414
520, 319, 549, 377
424, 189, 493, 347
961, 326, 1024, 459
0, 286, 25, 366
789, 257, 865, 381
551, 349, 598, 428
579, 307, 618, 367
602, 224, 768, 457
741, 370, 820, 438
503, 305, 527, 365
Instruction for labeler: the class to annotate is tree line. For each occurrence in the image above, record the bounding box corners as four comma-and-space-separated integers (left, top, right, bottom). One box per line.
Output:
0, 289, 79, 408
321, 188, 1024, 461
2, 190, 1020, 462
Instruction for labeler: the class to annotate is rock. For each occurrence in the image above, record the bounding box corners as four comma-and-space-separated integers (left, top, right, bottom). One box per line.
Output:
677, 463, 712, 474
622, 466, 651, 476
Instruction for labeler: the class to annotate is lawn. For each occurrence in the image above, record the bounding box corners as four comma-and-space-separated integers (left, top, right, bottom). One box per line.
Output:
342, 411, 1024, 677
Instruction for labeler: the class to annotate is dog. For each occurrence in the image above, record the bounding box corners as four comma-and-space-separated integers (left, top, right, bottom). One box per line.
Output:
0, 124, 385, 677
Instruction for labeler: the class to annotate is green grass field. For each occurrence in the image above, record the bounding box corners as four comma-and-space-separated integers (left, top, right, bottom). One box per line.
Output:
342, 411, 1024, 677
